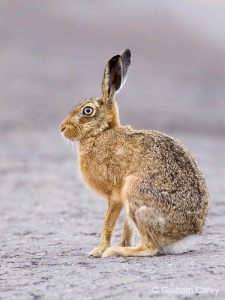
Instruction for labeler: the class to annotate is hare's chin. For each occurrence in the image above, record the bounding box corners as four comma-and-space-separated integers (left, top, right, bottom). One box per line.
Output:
61, 133, 77, 142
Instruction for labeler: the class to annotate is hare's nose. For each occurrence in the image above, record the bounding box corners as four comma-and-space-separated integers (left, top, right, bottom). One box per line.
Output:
61, 123, 67, 132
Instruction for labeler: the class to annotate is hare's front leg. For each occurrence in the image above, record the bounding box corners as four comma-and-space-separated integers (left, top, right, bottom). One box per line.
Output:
89, 200, 123, 257
118, 217, 134, 247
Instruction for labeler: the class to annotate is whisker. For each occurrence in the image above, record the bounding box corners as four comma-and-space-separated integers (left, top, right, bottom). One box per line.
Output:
71, 142, 78, 161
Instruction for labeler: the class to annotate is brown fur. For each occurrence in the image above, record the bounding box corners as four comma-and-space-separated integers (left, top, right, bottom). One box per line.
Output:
61, 49, 209, 257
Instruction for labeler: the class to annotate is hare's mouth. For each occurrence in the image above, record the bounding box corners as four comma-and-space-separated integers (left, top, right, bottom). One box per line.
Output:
61, 125, 66, 133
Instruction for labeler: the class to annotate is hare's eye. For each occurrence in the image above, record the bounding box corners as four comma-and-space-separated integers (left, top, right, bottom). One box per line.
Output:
82, 106, 94, 116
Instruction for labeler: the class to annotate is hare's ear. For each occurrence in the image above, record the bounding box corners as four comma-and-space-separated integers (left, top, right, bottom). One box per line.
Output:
102, 49, 131, 101
119, 49, 131, 89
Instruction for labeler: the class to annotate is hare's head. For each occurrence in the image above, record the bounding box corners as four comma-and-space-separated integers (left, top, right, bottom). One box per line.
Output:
60, 49, 131, 141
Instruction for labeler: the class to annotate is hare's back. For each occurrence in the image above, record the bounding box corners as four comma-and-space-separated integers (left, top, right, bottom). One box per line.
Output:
135, 130, 207, 192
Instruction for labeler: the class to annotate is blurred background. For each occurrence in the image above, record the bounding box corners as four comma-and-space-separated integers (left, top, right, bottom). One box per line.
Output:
1, 0, 225, 138
1, 2, 225, 297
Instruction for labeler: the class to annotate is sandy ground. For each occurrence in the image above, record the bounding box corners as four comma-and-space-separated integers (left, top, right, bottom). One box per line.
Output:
1, 1, 225, 299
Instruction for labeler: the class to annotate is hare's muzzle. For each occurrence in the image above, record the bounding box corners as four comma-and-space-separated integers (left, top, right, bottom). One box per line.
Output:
60, 120, 78, 140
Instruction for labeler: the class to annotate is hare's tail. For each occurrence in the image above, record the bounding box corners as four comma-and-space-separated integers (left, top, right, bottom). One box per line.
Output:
159, 235, 199, 255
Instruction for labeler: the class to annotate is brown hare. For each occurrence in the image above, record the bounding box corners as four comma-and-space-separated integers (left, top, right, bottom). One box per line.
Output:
61, 49, 209, 257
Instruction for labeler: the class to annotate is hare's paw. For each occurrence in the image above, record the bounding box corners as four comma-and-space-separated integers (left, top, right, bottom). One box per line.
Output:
102, 245, 159, 257
102, 246, 123, 257
89, 245, 109, 257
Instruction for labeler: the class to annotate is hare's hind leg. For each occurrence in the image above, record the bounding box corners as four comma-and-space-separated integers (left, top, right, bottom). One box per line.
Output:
103, 217, 158, 257
102, 231, 158, 257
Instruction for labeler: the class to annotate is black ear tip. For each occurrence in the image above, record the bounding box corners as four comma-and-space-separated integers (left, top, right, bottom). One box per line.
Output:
125, 49, 131, 56
121, 49, 131, 59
